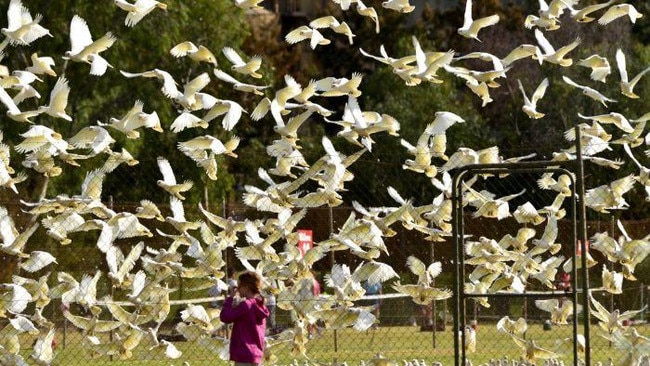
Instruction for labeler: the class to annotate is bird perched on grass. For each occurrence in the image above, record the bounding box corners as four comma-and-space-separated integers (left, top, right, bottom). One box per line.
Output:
457, 325, 476, 353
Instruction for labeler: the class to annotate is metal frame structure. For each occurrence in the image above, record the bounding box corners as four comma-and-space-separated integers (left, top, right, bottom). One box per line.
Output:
451, 127, 591, 366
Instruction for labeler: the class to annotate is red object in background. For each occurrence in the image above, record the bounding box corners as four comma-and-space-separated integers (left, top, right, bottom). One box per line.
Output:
576, 240, 590, 256
470, 320, 478, 330
297, 229, 313, 258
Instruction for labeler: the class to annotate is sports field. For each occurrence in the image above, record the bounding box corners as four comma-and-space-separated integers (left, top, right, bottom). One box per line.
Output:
39, 322, 646, 365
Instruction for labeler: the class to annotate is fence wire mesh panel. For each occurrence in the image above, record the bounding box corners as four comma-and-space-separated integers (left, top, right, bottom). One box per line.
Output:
452, 163, 586, 366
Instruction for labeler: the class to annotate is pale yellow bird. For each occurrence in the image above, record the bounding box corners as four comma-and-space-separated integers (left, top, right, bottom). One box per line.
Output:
311, 306, 376, 331
510, 335, 561, 363
222, 47, 262, 78
457, 0, 500, 41
310, 16, 356, 45
235, 0, 265, 10
170, 41, 217, 65
562, 75, 617, 107
26, 52, 56, 76
501, 44, 544, 67
531, 214, 561, 255
445, 67, 493, 107
590, 295, 647, 335
203, 99, 246, 131
601, 265, 623, 294
37, 76, 72, 121
524, 14, 560, 31
63, 15, 116, 76
535, 29, 581, 67
315, 72, 363, 97
400, 121, 439, 178
569, 0, 615, 22
0, 283, 31, 316
100, 100, 161, 138
512, 202, 545, 225
577, 54, 611, 83
213, 68, 268, 95
114, 0, 167, 27
31, 326, 56, 365
356, 0, 380, 33
0, 0, 52, 49
498, 227, 536, 252
391, 281, 452, 305
578, 112, 634, 134
20, 250, 56, 273
518, 77, 548, 119
101, 147, 139, 173
0, 85, 42, 123
285, 26, 331, 49
381, 0, 415, 13
534, 299, 581, 325
406, 256, 442, 286
615, 48, 650, 99
584, 174, 635, 213
497, 316, 527, 337
106, 241, 145, 288
531, 255, 565, 289
15, 125, 68, 156
166, 196, 201, 235
68, 125, 115, 155
12, 274, 51, 309
156, 157, 193, 200
598, 3, 643, 25
120, 68, 181, 99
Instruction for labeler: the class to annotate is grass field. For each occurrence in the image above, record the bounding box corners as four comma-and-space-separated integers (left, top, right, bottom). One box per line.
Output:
21, 322, 647, 365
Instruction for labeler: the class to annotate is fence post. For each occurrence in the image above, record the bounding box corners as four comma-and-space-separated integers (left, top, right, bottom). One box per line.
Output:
109, 195, 114, 362
329, 205, 338, 353
431, 238, 436, 349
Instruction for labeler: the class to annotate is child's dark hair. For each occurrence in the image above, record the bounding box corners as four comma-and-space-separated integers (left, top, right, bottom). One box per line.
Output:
238, 271, 261, 294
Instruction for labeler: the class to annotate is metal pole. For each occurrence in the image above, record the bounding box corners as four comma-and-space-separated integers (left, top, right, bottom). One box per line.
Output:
523, 297, 527, 340
329, 206, 338, 353
109, 195, 114, 361
575, 126, 591, 366
431, 238, 436, 349
451, 170, 462, 366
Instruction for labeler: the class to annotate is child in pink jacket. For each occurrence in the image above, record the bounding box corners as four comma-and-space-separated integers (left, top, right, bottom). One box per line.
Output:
220, 271, 270, 365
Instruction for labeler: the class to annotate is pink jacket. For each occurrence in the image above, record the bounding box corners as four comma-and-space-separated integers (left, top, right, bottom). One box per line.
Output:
220, 296, 269, 363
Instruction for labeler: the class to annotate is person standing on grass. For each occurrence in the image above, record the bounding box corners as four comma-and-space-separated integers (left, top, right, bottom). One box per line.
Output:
220, 271, 270, 366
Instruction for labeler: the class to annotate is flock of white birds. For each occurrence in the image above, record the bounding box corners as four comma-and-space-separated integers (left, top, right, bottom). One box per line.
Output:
0, 0, 649, 365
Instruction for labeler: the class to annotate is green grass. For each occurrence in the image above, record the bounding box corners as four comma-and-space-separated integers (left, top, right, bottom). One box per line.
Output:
24, 323, 648, 365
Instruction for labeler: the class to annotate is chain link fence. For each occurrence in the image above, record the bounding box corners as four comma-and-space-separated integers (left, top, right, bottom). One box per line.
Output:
1, 146, 648, 365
